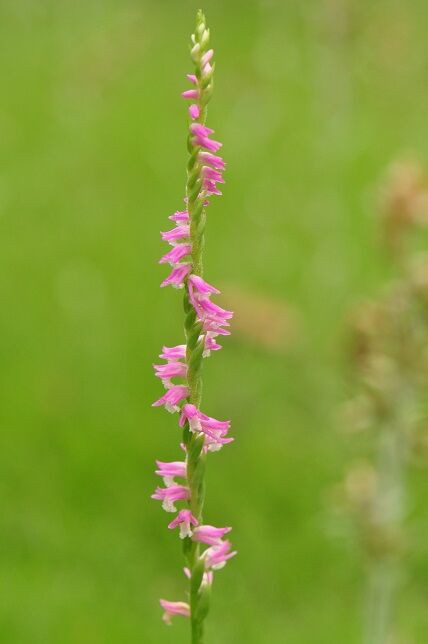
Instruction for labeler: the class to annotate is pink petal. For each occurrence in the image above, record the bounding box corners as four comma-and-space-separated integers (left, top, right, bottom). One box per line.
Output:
160, 264, 191, 289
182, 89, 198, 99
189, 104, 200, 119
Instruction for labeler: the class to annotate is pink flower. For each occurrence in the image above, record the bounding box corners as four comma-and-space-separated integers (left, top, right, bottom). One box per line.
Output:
179, 403, 200, 431
161, 225, 190, 244
189, 274, 220, 296
179, 404, 233, 451
202, 166, 225, 184
188, 275, 233, 324
155, 460, 187, 486
203, 540, 237, 570
203, 319, 231, 336
191, 123, 214, 138
199, 151, 225, 170
182, 89, 198, 99
199, 298, 232, 321
204, 433, 234, 452
160, 264, 191, 289
203, 333, 222, 356
204, 180, 222, 196
151, 484, 190, 512
180, 404, 230, 433
168, 509, 199, 538
152, 385, 189, 413
159, 599, 190, 625
200, 137, 221, 152
160, 344, 186, 361
189, 104, 200, 119
159, 244, 191, 265
153, 361, 187, 388
186, 74, 197, 84
193, 525, 232, 546
190, 123, 222, 153
153, 361, 187, 379
194, 137, 222, 153
168, 210, 189, 224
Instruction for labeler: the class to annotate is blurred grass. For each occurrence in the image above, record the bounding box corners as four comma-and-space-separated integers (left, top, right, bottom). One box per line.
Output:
0, 0, 428, 642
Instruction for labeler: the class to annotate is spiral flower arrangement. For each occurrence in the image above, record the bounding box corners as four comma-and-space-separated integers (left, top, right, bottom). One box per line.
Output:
151, 10, 236, 642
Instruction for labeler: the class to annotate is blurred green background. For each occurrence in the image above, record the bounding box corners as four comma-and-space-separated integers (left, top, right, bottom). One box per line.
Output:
1, 0, 428, 642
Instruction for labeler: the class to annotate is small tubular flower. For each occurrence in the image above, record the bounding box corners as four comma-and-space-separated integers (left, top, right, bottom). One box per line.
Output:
159, 344, 186, 361
159, 243, 192, 265
168, 210, 189, 224
161, 225, 190, 244
188, 274, 220, 296
203, 319, 231, 336
181, 89, 198, 99
179, 404, 231, 435
202, 540, 237, 570
155, 460, 187, 486
202, 166, 225, 184
152, 385, 189, 413
190, 122, 222, 153
203, 333, 222, 356
204, 433, 234, 452
159, 599, 190, 625
192, 525, 232, 546
168, 509, 199, 539
189, 104, 200, 120
188, 275, 233, 325
160, 264, 191, 289
199, 151, 225, 171
153, 361, 187, 382
179, 404, 233, 452
151, 485, 190, 513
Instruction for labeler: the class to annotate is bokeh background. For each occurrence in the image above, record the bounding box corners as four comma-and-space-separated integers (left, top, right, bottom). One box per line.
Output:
1, 0, 428, 642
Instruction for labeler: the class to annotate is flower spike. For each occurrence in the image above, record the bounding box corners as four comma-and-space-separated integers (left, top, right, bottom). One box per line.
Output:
152, 11, 235, 640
